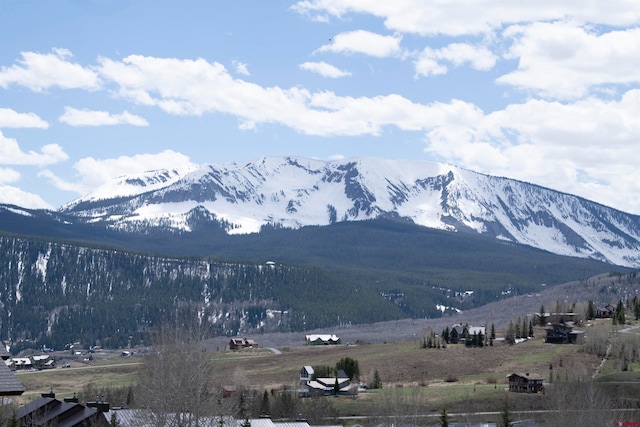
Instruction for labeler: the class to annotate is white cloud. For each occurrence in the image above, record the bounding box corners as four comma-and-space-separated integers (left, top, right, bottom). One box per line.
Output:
42, 150, 195, 196
422, 89, 640, 214
0, 48, 101, 92
0, 184, 54, 209
0, 167, 20, 183
299, 61, 351, 78
232, 60, 250, 76
97, 54, 485, 136
292, 0, 640, 36
498, 23, 640, 99
59, 107, 149, 127
415, 43, 497, 77
316, 30, 403, 58
0, 108, 49, 129
0, 131, 68, 166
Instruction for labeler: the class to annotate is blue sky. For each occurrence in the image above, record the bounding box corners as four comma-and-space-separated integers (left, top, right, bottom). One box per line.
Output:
1, 0, 639, 214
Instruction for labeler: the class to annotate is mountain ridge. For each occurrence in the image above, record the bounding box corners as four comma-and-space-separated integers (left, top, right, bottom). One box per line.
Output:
59, 156, 640, 267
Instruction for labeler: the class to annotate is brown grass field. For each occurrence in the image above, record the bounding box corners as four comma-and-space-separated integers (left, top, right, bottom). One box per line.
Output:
14, 325, 609, 418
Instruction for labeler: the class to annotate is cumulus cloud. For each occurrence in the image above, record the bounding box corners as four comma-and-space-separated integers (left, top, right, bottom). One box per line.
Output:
422, 90, 640, 214
41, 150, 195, 197
0, 48, 101, 92
95, 54, 487, 136
299, 61, 351, 78
59, 107, 149, 127
0, 108, 49, 129
316, 30, 403, 57
414, 43, 497, 77
0, 131, 68, 166
498, 23, 640, 99
292, 0, 640, 36
0, 167, 20, 183
0, 184, 54, 209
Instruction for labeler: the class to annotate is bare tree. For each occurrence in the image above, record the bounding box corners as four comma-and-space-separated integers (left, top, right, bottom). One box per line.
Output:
372, 386, 428, 427
545, 380, 617, 427
135, 322, 224, 427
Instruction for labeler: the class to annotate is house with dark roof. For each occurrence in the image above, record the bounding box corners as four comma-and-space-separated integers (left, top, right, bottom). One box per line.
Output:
545, 323, 585, 344
507, 373, 544, 393
0, 350, 25, 397
17, 393, 110, 427
229, 337, 258, 350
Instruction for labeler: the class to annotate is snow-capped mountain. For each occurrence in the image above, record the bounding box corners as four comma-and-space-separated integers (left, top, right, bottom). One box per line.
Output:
61, 156, 640, 267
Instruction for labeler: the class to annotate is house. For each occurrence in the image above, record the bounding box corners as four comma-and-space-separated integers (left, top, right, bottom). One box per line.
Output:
17, 392, 110, 427
12, 357, 32, 370
229, 337, 258, 350
449, 324, 485, 344
545, 323, 585, 344
507, 372, 544, 393
32, 354, 55, 369
300, 366, 314, 384
305, 334, 340, 345
595, 304, 616, 318
305, 371, 356, 396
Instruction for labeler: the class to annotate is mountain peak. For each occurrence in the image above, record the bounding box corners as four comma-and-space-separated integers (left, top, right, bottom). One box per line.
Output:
59, 156, 640, 267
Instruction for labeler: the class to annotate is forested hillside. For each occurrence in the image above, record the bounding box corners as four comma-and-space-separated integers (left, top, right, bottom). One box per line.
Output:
0, 218, 628, 353
0, 235, 402, 353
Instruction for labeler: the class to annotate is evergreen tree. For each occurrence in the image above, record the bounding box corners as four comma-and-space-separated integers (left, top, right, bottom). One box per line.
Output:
616, 299, 626, 324
539, 305, 546, 326
587, 299, 595, 320
439, 407, 450, 427
505, 320, 515, 345
500, 397, 513, 427
490, 323, 496, 340
371, 369, 382, 389
336, 357, 360, 381
528, 320, 534, 338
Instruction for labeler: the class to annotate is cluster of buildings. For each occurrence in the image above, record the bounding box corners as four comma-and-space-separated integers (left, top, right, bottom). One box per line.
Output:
5, 354, 55, 371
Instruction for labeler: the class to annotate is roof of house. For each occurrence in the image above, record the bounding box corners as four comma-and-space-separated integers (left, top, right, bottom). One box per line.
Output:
17, 396, 106, 427
305, 334, 340, 342
102, 412, 316, 427
308, 377, 350, 390
0, 361, 25, 396
507, 372, 544, 381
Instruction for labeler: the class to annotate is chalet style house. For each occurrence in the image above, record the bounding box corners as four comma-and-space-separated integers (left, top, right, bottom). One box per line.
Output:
545, 323, 585, 344
304, 334, 340, 345
449, 324, 485, 344
507, 373, 544, 393
229, 337, 258, 350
